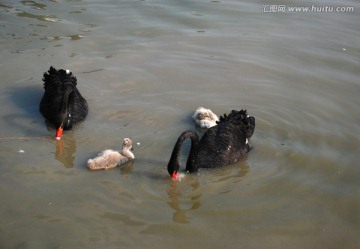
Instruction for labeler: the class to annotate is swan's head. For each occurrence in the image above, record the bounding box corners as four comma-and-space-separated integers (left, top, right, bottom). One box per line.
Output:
197, 111, 210, 120
168, 163, 179, 180
171, 172, 186, 181
192, 107, 219, 128
122, 138, 133, 148
193, 107, 213, 120
121, 138, 135, 159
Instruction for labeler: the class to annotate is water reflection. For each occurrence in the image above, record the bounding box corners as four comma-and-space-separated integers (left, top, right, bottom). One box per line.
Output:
16, 11, 58, 22
6, 79, 79, 168
165, 162, 250, 223
167, 176, 201, 224
54, 133, 77, 168
20, 0, 47, 10
120, 160, 134, 175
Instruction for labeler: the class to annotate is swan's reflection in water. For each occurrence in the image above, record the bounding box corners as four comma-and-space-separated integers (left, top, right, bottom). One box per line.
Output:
120, 160, 134, 175
166, 163, 250, 223
54, 133, 76, 168
167, 176, 201, 224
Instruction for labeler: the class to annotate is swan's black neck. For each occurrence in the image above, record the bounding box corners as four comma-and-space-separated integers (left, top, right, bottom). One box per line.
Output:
59, 82, 74, 129
167, 130, 199, 177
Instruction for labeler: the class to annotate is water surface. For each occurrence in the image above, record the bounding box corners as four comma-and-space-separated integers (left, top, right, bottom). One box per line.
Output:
1, 0, 360, 248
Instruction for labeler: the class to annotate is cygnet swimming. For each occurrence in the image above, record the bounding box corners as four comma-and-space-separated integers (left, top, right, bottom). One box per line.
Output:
87, 138, 134, 170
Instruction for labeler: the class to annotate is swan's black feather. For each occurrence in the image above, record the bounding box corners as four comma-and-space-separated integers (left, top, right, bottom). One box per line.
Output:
39, 66, 88, 131
167, 109, 255, 176
218, 109, 247, 124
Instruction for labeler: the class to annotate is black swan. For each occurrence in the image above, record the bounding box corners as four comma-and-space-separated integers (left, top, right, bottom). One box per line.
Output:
87, 138, 135, 170
167, 109, 255, 179
192, 107, 219, 129
39, 66, 88, 140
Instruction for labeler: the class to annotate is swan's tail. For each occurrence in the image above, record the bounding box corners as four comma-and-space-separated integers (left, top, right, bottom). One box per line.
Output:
87, 159, 97, 170
42, 66, 77, 89
87, 157, 109, 171
246, 115, 256, 138
87, 158, 106, 171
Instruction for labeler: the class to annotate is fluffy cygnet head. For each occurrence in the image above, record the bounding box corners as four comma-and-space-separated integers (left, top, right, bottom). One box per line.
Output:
192, 107, 219, 129
121, 138, 135, 159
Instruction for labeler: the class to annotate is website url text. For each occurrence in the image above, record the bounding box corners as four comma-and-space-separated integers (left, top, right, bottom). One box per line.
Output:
262, 5, 355, 13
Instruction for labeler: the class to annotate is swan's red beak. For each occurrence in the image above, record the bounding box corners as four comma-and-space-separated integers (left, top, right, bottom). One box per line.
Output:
55, 127, 63, 140
171, 172, 179, 180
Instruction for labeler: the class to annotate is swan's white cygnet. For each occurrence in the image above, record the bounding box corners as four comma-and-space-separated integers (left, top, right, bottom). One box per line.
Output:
87, 138, 134, 170
192, 107, 219, 129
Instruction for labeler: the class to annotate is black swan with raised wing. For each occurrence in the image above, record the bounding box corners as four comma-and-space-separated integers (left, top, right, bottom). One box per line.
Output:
40, 66, 88, 140
167, 109, 255, 179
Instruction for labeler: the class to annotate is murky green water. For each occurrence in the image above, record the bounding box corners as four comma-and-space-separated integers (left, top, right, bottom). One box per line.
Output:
1, 0, 359, 248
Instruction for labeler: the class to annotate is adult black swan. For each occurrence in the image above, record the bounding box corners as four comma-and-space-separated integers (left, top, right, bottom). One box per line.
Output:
39, 66, 88, 140
167, 109, 255, 179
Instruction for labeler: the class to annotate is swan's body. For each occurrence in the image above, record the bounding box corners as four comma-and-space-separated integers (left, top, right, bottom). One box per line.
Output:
192, 107, 219, 129
168, 109, 255, 179
40, 66, 88, 140
87, 138, 135, 170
